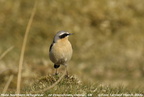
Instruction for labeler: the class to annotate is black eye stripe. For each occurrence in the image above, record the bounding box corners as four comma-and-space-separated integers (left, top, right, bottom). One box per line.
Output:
59, 33, 69, 39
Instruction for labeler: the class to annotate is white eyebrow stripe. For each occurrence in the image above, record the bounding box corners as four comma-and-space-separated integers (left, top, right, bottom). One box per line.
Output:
59, 33, 65, 35
59, 32, 69, 36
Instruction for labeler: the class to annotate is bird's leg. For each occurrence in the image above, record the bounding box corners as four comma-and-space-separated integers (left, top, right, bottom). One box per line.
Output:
65, 65, 69, 77
55, 68, 58, 75
54, 64, 60, 75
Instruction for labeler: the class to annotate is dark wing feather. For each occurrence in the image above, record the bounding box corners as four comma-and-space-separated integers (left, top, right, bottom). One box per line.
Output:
49, 43, 53, 52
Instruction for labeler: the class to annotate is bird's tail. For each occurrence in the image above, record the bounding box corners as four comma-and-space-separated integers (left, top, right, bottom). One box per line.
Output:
54, 64, 60, 68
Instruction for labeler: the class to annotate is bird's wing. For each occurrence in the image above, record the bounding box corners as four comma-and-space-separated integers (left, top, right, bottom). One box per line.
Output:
49, 43, 53, 52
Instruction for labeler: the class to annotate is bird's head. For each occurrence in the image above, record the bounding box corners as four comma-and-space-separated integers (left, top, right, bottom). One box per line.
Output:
54, 31, 72, 42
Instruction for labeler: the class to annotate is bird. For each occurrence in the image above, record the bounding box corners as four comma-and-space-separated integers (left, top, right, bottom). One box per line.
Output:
49, 31, 73, 76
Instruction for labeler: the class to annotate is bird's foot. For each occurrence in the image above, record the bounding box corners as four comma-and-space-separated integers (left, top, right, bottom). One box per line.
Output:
65, 74, 69, 78
55, 72, 59, 75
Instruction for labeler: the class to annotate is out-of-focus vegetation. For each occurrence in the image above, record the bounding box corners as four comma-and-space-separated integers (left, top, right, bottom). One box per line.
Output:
0, 0, 144, 96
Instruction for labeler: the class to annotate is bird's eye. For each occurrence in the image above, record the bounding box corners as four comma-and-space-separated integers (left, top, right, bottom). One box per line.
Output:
59, 33, 69, 39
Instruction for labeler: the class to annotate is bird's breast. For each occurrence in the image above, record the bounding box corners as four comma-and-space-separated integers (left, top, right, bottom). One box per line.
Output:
49, 39, 72, 64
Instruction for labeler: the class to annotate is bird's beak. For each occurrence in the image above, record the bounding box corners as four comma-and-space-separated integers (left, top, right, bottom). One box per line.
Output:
68, 33, 73, 35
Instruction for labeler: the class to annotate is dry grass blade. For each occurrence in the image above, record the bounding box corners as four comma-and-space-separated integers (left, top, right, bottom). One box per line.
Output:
16, 1, 37, 96
2, 75, 14, 97
0, 46, 14, 60
30, 69, 67, 94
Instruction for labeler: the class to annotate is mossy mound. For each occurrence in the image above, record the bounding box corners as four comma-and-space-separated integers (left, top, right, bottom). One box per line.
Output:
29, 74, 81, 92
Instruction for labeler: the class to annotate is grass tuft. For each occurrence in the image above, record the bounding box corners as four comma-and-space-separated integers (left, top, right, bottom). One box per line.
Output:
29, 74, 81, 92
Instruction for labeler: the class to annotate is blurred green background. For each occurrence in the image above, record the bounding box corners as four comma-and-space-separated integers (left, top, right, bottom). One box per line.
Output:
0, 0, 144, 92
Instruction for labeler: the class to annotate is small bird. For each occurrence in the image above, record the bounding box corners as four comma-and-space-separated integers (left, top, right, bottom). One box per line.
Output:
49, 31, 73, 75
